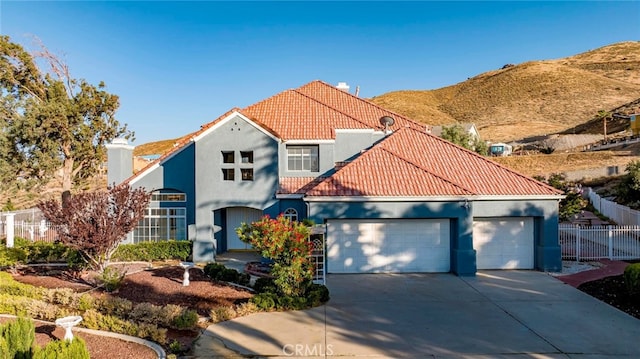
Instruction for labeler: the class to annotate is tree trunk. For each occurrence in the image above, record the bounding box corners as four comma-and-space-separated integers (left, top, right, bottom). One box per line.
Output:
62, 156, 73, 193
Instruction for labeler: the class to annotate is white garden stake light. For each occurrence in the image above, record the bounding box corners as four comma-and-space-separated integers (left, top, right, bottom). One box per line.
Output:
180, 262, 195, 286
55, 315, 83, 341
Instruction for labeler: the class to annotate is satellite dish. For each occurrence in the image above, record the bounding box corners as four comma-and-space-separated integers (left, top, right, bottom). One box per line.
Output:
379, 116, 395, 133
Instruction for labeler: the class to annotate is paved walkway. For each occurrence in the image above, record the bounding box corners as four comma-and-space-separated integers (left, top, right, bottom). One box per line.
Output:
555, 259, 630, 287
190, 270, 640, 358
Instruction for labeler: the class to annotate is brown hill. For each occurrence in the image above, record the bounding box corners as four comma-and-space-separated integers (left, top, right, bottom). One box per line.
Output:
370, 41, 640, 142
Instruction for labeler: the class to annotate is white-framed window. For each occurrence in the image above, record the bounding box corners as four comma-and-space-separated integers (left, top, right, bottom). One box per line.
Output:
287, 145, 319, 172
133, 190, 187, 243
283, 208, 298, 222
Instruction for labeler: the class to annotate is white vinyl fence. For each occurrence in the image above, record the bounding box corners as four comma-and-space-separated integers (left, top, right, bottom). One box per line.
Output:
586, 187, 640, 226
1, 209, 61, 243
559, 224, 640, 261
1, 220, 60, 243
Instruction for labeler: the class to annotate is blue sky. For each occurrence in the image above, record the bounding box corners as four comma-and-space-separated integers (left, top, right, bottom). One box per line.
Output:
1, 1, 638, 145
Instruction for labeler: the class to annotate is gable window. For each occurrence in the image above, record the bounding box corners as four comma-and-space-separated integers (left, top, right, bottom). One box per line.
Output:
283, 208, 298, 222
222, 168, 235, 181
287, 145, 319, 172
222, 151, 235, 164
240, 151, 253, 164
241, 168, 254, 181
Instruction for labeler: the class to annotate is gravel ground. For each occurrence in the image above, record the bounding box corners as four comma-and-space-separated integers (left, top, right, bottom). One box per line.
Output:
547, 260, 604, 276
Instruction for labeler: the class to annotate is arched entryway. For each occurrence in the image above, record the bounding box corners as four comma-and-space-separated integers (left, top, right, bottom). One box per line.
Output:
225, 207, 263, 250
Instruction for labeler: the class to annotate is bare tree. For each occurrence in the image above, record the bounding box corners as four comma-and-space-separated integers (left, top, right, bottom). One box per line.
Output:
38, 184, 150, 271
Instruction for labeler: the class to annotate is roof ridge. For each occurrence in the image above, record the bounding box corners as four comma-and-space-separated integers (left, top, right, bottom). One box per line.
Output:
307, 80, 426, 129
401, 126, 563, 194
377, 132, 476, 195
291, 88, 375, 130
125, 107, 242, 184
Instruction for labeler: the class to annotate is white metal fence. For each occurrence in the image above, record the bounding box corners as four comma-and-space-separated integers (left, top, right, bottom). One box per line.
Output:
586, 188, 640, 226
559, 224, 640, 261
0, 219, 61, 243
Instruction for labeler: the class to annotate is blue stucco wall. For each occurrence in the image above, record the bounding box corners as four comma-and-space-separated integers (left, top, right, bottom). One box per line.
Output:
307, 198, 561, 275
193, 113, 280, 261
306, 199, 476, 275
472, 199, 562, 272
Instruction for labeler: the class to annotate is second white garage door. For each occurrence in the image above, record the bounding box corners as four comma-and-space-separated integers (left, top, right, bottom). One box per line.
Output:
326, 219, 450, 273
473, 217, 534, 269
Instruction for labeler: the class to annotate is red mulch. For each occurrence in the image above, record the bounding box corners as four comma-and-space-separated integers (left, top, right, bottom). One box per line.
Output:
8, 263, 254, 356
0, 317, 157, 359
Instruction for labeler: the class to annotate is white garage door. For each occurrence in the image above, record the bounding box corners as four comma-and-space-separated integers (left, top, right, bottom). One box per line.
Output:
327, 219, 450, 273
473, 217, 534, 269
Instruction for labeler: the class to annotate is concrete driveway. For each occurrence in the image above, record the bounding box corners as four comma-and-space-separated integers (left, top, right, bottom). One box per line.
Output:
192, 271, 640, 358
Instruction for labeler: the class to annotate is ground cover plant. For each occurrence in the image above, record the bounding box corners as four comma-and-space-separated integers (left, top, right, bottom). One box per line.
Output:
578, 262, 640, 320
1, 234, 330, 357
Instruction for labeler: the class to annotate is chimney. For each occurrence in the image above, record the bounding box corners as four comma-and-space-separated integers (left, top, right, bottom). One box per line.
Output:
336, 82, 350, 92
105, 138, 134, 185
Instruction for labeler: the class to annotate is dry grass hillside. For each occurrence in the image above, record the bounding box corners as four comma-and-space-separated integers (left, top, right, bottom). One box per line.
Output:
133, 137, 185, 157
370, 41, 640, 142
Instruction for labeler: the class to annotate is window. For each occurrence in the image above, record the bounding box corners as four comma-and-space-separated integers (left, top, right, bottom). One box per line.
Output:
222, 168, 235, 181
222, 151, 235, 164
240, 151, 253, 164
133, 190, 187, 243
241, 168, 253, 181
287, 145, 319, 172
283, 208, 298, 222
151, 193, 186, 202
133, 207, 187, 243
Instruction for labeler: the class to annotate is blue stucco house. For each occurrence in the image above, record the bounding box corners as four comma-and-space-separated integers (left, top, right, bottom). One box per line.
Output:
106, 80, 563, 275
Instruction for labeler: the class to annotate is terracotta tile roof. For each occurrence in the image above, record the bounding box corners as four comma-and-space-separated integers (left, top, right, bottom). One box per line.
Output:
305, 127, 562, 197
127, 80, 428, 183
296, 80, 425, 133
277, 177, 327, 195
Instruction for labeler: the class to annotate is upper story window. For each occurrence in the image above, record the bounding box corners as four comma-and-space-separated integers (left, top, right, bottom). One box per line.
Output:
222, 151, 235, 164
240, 151, 253, 164
287, 145, 319, 172
222, 168, 235, 181
283, 208, 298, 222
241, 168, 254, 181
151, 192, 186, 202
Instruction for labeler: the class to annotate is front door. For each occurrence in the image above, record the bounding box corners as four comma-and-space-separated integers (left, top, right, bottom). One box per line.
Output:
226, 207, 263, 250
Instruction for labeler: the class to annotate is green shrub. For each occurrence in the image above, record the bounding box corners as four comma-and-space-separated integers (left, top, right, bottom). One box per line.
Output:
253, 277, 277, 294
237, 272, 251, 286
0, 247, 27, 267
168, 339, 182, 354
96, 296, 133, 317
0, 272, 46, 299
168, 308, 199, 330
203, 262, 225, 279
0, 335, 9, 359
81, 309, 167, 344
96, 266, 126, 292
77, 294, 94, 311
218, 268, 240, 283
235, 302, 259, 317
624, 263, 640, 296
129, 302, 165, 325
306, 284, 330, 307
0, 317, 35, 359
34, 337, 90, 359
209, 306, 237, 322
250, 293, 278, 311
112, 240, 192, 262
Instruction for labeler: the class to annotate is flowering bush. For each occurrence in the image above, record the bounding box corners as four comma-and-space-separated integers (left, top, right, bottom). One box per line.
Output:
237, 215, 313, 297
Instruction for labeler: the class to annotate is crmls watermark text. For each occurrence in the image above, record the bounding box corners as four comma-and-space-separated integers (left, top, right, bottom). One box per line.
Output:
282, 343, 334, 356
